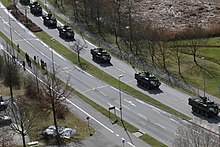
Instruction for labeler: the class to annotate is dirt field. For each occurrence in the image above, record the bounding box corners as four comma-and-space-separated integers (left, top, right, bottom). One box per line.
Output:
133, 0, 220, 31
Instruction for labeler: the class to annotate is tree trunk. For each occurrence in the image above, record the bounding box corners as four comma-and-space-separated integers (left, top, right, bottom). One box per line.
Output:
51, 96, 60, 145
10, 85, 13, 101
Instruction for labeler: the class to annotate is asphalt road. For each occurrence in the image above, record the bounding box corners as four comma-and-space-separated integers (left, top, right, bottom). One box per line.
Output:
0, 40, 149, 147
1, 2, 220, 146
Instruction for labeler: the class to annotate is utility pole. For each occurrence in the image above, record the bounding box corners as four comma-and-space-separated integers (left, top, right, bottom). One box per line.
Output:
8, 10, 14, 56
119, 74, 124, 121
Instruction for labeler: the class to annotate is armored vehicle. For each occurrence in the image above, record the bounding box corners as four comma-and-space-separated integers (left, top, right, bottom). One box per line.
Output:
20, 0, 30, 5
42, 13, 57, 28
90, 48, 111, 63
134, 71, 161, 89
29, 1, 42, 16
188, 96, 219, 117
57, 25, 75, 41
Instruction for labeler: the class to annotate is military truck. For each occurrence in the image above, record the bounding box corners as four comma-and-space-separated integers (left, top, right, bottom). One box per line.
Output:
134, 71, 161, 89
57, 25, 75, 41
188, 96, 219, 117
42, 13, 57, 28
90, 48, 111, 63
29, 1, 42, 16
20, 0, 30, 5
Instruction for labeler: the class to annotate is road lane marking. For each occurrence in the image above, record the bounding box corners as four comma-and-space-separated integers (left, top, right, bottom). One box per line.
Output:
122, 104, 130, 110
155, 123, 166, 129
152, 109, 161, 114
127, 141, 136, 147
124, 99, 136, 107
137, 113, 147, 120
170, 118, 179, 124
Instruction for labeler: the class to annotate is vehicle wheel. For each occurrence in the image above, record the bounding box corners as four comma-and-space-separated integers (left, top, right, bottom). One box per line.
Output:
204, 112, 209, 117
200, 110, 204, 116
196, 108, 200, 114
192, 107, 196, 112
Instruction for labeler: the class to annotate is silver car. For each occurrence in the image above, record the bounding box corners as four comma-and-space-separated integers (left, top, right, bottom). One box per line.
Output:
0, 101, 8, 111
0, 115, 12, 127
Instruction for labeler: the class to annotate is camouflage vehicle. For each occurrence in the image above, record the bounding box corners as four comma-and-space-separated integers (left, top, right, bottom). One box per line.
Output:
20, 0, 30, 5
29, 1, 42, 16
188, 96, 219, 117
90, 48, 111, 63
42, 13, 57, 28
135, 71, 161, 89
57, 25, 75, 41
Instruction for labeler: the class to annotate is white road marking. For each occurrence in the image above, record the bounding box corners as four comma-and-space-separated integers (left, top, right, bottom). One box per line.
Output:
122, 104, 130, 110
115, 66, 125, 73
155, 123, 166, 129
137, 113, 147, 120
124, 99, 136, 107
170, 118, 179, 124
116, 134, 119, 137
152, 108, 161, 114
127, 141, 136, 147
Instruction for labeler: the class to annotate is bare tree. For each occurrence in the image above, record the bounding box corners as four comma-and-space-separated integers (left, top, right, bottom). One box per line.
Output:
40, 69, 70, 145
170, 41, 186, 75
2, 53, 21, 101
173, 120, 220, 147
69, 33, 87, 67
184, 25, 208, 66
8, 96, 38, 147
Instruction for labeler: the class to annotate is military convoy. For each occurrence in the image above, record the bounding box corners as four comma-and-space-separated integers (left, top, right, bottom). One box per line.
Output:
57, 25, 75, 41
188, 96, 219, 117
135, 71, 161, 89
90, 48, 111, 63
42, 13, 57, 28
29, 1, 42, 16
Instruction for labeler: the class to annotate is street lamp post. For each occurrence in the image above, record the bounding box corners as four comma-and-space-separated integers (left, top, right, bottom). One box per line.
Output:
119, 74, 124, 121
122, 138, 125, 147
86, 116, 92, 136
51, 38, 55, 76
8, 9, 14, 56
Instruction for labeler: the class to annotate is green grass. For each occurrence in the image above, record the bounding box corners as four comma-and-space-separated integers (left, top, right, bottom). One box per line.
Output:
140, 134, 167, 147
35, 31, 190, 120
1, 0, 12, 6
0, 30, 164, 145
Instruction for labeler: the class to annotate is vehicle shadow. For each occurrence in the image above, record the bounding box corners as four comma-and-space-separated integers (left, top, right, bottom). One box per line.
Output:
192, 112, 220, 124
92, 59, 113, 67
137, 84, 163, 94
63, 38, 76, 42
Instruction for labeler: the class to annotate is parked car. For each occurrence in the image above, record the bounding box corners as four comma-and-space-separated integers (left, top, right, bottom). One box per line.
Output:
0, 101, 7, 111
0, 115, 12, 127
0, 95, 7, 111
